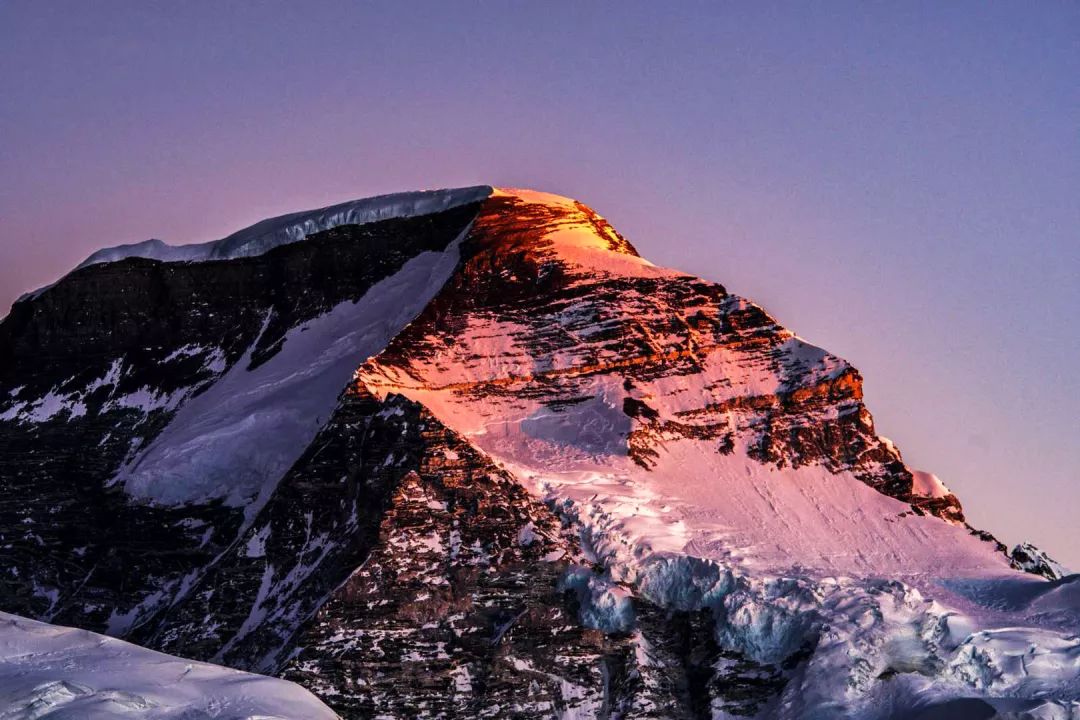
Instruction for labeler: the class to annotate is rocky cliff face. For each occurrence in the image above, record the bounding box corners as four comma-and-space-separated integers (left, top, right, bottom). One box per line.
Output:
360, 190, 967, 528
0, 187, 1074, 719
0, 203, 477, 630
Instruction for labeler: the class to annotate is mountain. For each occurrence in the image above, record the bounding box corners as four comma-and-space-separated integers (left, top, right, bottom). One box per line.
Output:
0, 186, 1075, 719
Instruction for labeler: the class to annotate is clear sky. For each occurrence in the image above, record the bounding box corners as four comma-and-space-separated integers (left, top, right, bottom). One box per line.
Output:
1, 2, 1077, 567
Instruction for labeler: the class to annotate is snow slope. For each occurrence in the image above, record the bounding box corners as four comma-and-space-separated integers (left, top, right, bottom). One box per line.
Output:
114, 229, 467, 510
0, 611, 338, 720
361, 188, 1000, 580
2, 185, 1075, 717
357, 187, 1080, 717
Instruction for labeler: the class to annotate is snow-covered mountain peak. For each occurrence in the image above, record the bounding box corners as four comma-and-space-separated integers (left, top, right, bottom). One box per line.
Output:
357, 200, 991, 583
75, 185, 494, 270
487, 186, 654, 268
2, 186, 1076, 718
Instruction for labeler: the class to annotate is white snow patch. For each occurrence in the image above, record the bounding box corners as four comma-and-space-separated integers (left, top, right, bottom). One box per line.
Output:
911, 469, 952, 499
0, 359, 133, 424
112, 236, 465, 509
0, 611, 338, 719
516, 522, 538, 547
85, 359, 123, 392
245, 524, 271, 558
23, 391, 82, 423
163, 344, 205, 362
104, 386, 187, 413
77, 186, 491, 269
0, 402, 26, 422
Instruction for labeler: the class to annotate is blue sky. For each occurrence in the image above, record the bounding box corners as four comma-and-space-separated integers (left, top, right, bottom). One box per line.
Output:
1, 1, 1076, 565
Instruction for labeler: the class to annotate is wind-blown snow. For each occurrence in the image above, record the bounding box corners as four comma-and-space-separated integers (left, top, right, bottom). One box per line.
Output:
512, 445, 1005, 580
114, 234, 465, 509
0, 611, 338, 720
78, 186, 491, 269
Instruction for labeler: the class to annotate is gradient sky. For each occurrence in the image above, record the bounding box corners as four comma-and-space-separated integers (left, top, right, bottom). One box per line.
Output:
1, 2, 1077, 567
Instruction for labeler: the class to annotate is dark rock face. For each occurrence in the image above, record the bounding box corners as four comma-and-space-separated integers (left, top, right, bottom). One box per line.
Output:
0, 205, 478, 633
1010, 542, 1069, 581
361, 193, 966, 524
281, 387, 604, 717
274, 387, 794, 718
1, 205, 478, 384
130, 385, 412, 672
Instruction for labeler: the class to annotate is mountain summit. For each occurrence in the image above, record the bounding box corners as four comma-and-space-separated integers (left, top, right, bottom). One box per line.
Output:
0, 187, 1075, 718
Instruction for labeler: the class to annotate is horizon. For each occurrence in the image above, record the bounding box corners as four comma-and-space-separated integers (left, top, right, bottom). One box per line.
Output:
1, 1, 1076, 569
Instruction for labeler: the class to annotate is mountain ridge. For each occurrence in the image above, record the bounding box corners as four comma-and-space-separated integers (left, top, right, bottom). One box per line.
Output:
0, 187, 1075, 719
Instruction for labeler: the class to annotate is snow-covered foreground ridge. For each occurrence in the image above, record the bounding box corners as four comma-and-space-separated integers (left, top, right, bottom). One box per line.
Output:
0, 611, 338, 720
0, 185, 1076, 718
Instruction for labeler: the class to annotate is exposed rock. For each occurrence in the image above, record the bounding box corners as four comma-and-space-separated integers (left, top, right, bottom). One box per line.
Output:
1011, 542, 1071, 581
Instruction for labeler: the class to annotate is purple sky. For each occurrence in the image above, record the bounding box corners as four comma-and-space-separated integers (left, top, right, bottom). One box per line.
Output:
2, 2, 1077, 567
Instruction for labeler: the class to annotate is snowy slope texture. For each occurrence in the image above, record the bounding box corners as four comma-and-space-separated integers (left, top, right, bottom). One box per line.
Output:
0, 186, 1076, 719
355, 188, 1080, 717
0, 200, 481, 635
0, 611, 338, 720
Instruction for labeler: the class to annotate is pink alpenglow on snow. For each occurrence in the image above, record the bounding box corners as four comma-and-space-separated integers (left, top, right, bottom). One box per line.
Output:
0, 186, 1075, 719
